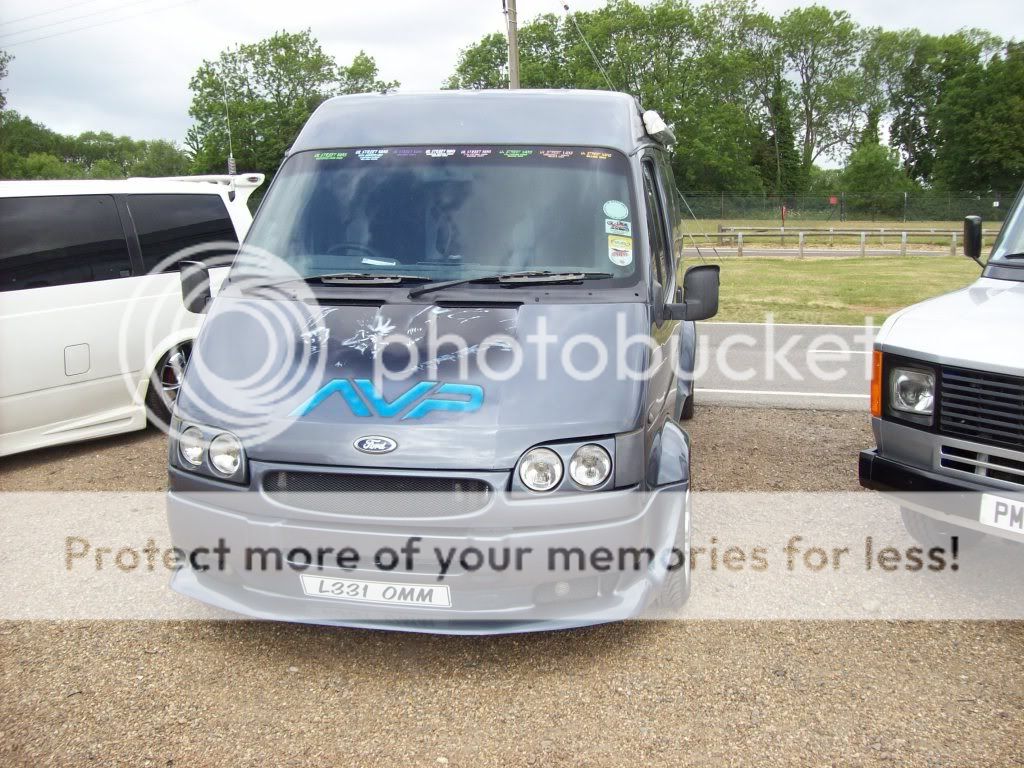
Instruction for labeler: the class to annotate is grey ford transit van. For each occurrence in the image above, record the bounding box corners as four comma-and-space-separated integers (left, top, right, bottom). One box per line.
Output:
165, 90, 719, 633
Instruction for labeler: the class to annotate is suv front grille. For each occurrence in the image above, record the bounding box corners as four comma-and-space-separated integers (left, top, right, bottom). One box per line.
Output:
262, 471, 492, 517
938, 366, 1024, 452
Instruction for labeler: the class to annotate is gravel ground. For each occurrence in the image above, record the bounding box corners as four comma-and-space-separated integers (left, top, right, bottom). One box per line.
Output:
1, 406, 1021, 767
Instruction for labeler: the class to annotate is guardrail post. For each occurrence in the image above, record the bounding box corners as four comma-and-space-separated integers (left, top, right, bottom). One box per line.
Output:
828, 228, 834, 247
737, 232, 743, 257
860, 232, 867, 258
900, 231, 907, 257
950, 232, 957, 256
879, 228, 885, 248
798, 232, 805, 259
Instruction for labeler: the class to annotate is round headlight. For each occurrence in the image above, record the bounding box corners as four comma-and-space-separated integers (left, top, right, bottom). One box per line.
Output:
518, 447, 563, 492
569, 444, 612, 487
179, 426, 205, 467
209, 433, 243, 475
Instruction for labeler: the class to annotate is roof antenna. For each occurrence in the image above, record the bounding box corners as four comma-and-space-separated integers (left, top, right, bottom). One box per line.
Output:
560, 2, 617, 92
221, 76, 236, 176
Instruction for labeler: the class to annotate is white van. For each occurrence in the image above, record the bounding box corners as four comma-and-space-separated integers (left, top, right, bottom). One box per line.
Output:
0, 174, 263, 457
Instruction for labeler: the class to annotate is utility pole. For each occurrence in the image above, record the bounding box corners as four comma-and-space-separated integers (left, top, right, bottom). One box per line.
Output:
504, 0, 520, 89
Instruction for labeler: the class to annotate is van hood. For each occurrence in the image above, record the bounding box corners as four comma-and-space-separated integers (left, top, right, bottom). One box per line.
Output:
877, 277, 1024, 375
178, 296, 649, 470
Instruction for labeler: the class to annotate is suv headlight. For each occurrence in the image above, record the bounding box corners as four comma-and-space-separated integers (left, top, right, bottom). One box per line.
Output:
170, 419, 248, 484
888, 366, 935, 425
513, 439, 617, 493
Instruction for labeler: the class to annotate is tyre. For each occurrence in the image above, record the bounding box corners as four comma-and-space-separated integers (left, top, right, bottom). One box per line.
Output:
680, 392, 695, 421
145, 341, 192, 429
900, 506, 983, 551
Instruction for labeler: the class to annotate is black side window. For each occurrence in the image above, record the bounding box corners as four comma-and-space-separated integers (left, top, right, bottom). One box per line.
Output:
0, 195, 131, 292
127, 194, 238, 272
642, 163, 669, 288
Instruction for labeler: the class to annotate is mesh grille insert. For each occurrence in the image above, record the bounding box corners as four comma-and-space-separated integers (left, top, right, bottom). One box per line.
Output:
262, 471, 492, 517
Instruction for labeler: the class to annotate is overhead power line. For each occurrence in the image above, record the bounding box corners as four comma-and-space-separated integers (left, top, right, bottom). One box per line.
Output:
3, 0, 197, 47
3, 0, 107, 26
0, 0, 164, 40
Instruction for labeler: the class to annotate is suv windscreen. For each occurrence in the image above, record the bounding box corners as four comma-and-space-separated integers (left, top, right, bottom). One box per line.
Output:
240, 146, 639, 287
989, 184, 1024, 267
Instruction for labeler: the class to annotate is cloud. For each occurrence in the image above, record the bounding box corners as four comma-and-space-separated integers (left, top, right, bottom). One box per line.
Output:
1, 0, 1020, 142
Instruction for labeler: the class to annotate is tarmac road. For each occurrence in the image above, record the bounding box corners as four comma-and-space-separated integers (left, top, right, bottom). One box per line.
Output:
695, 321, 876, 411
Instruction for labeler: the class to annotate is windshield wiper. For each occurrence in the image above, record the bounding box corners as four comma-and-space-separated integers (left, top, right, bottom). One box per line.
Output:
261, 272, 432, 289
408, 270, 614, 299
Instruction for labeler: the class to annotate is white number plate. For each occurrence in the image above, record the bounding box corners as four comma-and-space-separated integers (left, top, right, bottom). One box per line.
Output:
299, 574, 452, 608
979, 494, 1024, 535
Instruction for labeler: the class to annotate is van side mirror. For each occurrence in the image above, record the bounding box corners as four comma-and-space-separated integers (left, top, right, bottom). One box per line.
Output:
664, 265, 720, 321
180, 260, 212, 314
964, 216, 983, 263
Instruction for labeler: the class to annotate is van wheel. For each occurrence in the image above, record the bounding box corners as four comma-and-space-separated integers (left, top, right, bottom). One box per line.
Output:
680, 393, 695, 421
146, 342, 192, 429
900, 507, 983, 551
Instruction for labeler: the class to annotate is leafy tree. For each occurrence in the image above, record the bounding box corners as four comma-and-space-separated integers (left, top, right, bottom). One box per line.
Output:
187, 30, 398, 184
779, 5, 865, 171
130, 140, 191, 177
932, 42, 1024, 192
444, 33, 508, 89
841, 141, 915, 217
0, 50, 11, 111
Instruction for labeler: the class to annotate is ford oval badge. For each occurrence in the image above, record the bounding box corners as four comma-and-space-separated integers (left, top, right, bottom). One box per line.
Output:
354, 435, 397, 454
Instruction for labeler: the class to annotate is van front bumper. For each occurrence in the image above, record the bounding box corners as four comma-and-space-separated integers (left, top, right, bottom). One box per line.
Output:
166, 466, 688, 634
860, 449, 1024, 540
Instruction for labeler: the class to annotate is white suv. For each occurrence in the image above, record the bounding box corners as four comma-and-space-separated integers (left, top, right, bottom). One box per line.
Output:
0, 174, 263, 456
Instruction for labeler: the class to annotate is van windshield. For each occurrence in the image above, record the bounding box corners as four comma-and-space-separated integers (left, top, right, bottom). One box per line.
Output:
990, 184, 1024, 268
240, 146, 639, 287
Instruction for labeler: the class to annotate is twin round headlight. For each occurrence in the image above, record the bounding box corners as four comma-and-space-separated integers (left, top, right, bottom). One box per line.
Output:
518, 444, 612, 492
178, 426, 243, 476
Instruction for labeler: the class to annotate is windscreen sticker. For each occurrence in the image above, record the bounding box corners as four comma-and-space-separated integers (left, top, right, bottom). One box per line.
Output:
605, 219, 632, 236
539, 149, 574, 159
461, 149, 492, 158
500, 149, 533, 159
425, 148, 456, 158
583, 150, 612, 161
356, 149, 389, 161
314, 151, 348, 160
395, 148, 422, 157
608, 235, 633, 266
603, 200, 629, 220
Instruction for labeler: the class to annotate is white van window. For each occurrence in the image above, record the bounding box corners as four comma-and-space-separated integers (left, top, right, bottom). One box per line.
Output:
126, 194, 237, 273
0, 195, 131, 292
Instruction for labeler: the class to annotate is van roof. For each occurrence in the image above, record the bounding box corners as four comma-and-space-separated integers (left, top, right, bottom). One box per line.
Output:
291, 90, 653, 156
0, 176, 257, 199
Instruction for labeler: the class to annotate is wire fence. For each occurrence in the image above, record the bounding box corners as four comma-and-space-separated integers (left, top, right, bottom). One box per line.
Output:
678, 192, 1014, 223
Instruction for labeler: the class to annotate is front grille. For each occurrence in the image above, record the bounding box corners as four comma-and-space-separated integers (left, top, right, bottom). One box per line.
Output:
262, 471, 492, 517
938, 366, 1024, 452
940, 445, 1024, 487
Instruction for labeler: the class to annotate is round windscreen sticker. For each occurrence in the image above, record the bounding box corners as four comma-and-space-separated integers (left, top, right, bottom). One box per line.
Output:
603, 200, 629, 220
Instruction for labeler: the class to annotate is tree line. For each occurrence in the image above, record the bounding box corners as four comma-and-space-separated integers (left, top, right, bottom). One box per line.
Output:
0, 6, 1021, 203
447, 0, 1023, 198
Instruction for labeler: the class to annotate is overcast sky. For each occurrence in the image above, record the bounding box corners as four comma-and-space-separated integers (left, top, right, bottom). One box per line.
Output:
1, 0, 1021, 145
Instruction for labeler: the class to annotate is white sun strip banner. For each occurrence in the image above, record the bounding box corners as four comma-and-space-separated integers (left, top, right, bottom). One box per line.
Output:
0, 491, 1020, 621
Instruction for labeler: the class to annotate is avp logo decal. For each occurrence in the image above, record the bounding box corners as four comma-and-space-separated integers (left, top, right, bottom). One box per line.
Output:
290, 379, 484, 420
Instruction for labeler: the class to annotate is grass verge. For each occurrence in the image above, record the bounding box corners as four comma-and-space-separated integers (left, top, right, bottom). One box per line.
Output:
708, 255, 981, 325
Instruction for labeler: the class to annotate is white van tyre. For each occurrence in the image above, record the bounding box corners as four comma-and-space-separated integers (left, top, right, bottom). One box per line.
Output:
145, 341, 192, 429
900, 507, 983, 551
